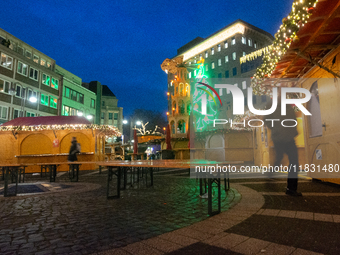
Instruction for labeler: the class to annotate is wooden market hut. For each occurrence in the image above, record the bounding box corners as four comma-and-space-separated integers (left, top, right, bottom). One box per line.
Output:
0, 116, 121, 172
251, 0, 340, 182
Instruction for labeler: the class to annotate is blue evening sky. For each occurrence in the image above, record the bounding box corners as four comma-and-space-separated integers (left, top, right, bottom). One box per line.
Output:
1, 0, 293, 117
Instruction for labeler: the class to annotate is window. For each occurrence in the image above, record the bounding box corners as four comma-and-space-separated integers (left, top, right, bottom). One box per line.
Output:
13, 109, 20, 119
225, 70, 229, 78
217, 44, 221, 52
33, 55, 39, 64
218, 59, 222, 66
232, 52, 236, 60
47, 62, 51, 69
65, 87, 70, 98
218, 73, 222, 78
242, 81, 247, 90
224, 42, 228, 48
1, 53, 13, 70
205, 51, 208, 58
243, 52, 246, 57
242, 37, 246, 44
91, 99, 95, 108
17, 61, 28, 76
40, 59, 46, 66
40, 94, 49, 106
102, 101, 105, 106
248, 39, 252, 47
49, 96, 58, 108
79, 94, 84, 104
114, 113, 118, 120
211, 47, 214, 55
0, 79, 10, 94
233, 67, 237, 76
0, 106, 8, 119
254, 41, 257, 49
199, 54, 202, 60
51, 78, 58, 89
231, 37, 236, 45
225, 55, 229, 63
188, 72, 191, 79
205, 64, 208, 71
109, 113, 113, 120
29, 67, 38, 81
16, 84, 21, 97
101, 112, 105, 119
42, 74, 50, 86
252, 95, 257, 104
212, 62, 215, 69
17, 46, 24, 55
25, 50, 32, 59
26, 112, 35, 117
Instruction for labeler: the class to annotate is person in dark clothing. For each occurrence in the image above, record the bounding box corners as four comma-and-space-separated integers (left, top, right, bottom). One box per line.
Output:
68, 137, 79, 162
266, 98, 302, 196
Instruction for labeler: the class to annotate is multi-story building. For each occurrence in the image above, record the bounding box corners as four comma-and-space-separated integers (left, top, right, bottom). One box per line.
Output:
82, 82, 123, 131
55, 65, 96, 122
0, 28, 61, 124
161, 19, 274, 137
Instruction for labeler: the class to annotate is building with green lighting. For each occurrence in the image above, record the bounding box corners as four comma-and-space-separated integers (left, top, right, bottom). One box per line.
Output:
0, 27, 61, 124
161, 19, 274, 138
55, 65, 96, 123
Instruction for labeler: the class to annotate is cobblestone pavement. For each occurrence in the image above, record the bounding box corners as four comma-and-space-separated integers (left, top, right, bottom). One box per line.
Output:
0, 169, 239, 255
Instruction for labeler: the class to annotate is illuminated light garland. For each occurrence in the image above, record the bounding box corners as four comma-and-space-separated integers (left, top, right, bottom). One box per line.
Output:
240, 46, 272, 64
0, 124, 121, 136
251, 0, 319, 96
182, 23, 245, 61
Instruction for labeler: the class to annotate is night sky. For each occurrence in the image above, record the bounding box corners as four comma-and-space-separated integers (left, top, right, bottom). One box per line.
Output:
1, 0, 293, 117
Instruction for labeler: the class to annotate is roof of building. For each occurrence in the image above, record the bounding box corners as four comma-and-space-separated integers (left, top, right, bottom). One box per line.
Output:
1, 116, 91, 127
102, 85, 116, 97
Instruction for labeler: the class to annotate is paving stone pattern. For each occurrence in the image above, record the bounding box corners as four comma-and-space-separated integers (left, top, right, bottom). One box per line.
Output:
0, 171, 238, 255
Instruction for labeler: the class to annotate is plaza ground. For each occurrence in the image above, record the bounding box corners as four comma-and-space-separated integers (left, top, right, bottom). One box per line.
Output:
0, 168, 340, 254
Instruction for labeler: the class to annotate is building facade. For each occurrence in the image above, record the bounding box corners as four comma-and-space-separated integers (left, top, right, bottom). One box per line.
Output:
0, 28, 61, 124
161, 20, 274, 138
55, 65, 97, 122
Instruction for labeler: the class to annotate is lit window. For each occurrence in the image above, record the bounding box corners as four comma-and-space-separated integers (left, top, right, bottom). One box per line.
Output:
42, 74, 50, 86
224, 41, 228, 48
205, 51, 208, 58
40, 59, 46, 66
17, 61, 28, 76
25, 50, 32, 59
254, 42, 257, 49
242, 81, 247, 89
1, 53, 13, 70
0, 106, 8, 119
242, 37, 246, 44
49, 96, 58, 108
243, 52, 246, 57
218, 59, 222, 66
248, 39, 252, 47
225, 55, 229, 63
188, 72, 191, 79
211, 47, 214, 55
231, 37, 236, 45
51, 78, 58, 89
0, 79, 10, 94
29, 67, 38, 81
199, 54, 202, 60
40, 94, 49, 106
217, 44, 221, 52
212, 62, 215, 69
47, 62, 51, 68
232, 52, 236, 60
33, 55, 39, 63
91, 99, 95, 108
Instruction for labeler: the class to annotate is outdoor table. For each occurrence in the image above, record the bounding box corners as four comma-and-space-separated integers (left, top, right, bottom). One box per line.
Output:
99, 160, 231, 216
0, 164, 22, 197
37, 163, 59, 182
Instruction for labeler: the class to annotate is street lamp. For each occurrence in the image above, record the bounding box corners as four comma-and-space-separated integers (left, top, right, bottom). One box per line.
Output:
9, 83, 37, 117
